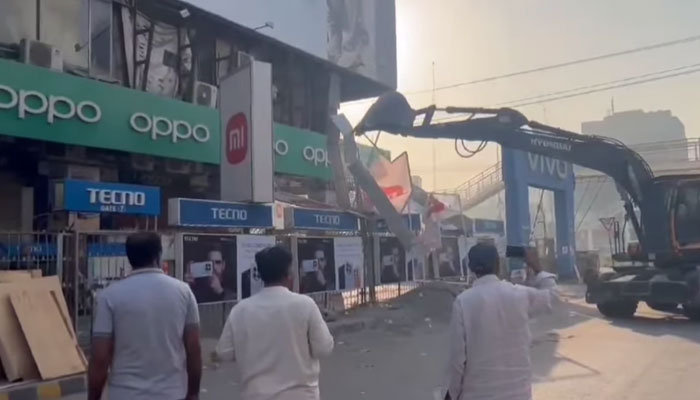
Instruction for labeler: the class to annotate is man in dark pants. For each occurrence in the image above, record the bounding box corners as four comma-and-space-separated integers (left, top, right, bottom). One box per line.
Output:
88, 232, 202, 400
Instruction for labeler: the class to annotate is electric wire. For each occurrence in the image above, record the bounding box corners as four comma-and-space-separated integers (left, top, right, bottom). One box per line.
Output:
342, 33, 700, 106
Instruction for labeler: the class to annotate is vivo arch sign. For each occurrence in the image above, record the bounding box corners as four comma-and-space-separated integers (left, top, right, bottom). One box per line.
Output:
527, 153, 571, 180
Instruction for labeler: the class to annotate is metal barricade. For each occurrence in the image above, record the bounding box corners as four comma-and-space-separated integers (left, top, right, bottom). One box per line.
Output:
0, 231, 71, 277
72, 231, 134, 346
198, 300, 237, 338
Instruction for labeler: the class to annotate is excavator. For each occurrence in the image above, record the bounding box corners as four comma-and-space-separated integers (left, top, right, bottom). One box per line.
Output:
351, 92, 700, 320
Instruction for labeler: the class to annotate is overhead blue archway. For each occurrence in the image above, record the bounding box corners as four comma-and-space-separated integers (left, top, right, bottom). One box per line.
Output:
502, 148, 576, 279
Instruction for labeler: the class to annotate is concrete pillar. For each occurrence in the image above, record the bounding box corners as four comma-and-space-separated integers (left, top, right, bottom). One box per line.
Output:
325, 72, 351, 209
554, 189, 576, 279
503, 149, 531, 275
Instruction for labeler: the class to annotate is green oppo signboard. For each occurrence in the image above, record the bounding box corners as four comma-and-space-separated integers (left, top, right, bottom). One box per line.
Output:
0, 58, 219, 163
273, 125, 390, 180
0, 59, 386, 180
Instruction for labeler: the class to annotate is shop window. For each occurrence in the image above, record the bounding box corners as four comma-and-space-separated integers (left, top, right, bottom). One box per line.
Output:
0, 0, 37, 46
118, 4, 192, 98
193, 30, 216, 85
215, 39, 234, 83
78, 0, 114, 78
40, 0, 87, 68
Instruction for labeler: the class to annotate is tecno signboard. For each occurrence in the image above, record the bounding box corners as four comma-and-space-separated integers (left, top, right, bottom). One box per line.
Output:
168, 198, 273, 228
291, 208, 359, 231
219, 60, 274, 203
0, 59, 219, 163
56, 179, 161, 215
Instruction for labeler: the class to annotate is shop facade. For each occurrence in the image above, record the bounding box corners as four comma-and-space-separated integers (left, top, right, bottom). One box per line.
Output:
0, 0, 400, 339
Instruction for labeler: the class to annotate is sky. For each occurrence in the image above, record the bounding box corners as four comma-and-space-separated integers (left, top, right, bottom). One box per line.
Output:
341, 0, 700, 192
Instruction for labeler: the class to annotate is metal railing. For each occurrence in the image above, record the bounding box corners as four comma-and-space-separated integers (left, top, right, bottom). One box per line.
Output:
453, 138, 700, 206
455, 163, 503, 209
196, 283, 421, 339
0, 229, 429, 343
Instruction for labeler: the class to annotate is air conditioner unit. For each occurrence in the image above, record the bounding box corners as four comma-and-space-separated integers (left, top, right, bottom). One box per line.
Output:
130, 154, 155, 172
237, 51, 254, 67
20, 39, 63, 71
192, 81, 218, 108
165, 159, 192, 174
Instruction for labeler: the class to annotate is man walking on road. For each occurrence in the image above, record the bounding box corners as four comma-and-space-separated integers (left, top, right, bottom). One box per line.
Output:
444, 243, 557, 400
215, 246, 334, 400
88, 232, 202, 400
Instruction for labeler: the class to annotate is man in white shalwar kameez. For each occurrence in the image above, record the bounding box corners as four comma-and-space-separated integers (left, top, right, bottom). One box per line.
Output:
445, 244, 557, 400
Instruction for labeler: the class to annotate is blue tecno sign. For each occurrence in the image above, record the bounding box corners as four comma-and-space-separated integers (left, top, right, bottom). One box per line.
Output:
292, 208, 359, 231
168, 198, 273, 228
62, 180, 161, 215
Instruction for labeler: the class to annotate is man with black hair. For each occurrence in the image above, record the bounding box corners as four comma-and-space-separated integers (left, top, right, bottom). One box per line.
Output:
444, 243, 557, 400
88, 232, 201, 400
215, 245, 334, 400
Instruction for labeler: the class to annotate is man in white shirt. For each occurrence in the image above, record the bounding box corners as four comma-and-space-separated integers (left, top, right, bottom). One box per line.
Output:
445, 244, 557, 400
215, 246, 334, 400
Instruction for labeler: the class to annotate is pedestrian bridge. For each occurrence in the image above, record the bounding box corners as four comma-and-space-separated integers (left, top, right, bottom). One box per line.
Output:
455, 139, 700, 210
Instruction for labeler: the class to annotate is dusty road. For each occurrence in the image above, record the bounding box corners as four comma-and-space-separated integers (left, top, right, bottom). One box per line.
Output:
65, 286, 700, 400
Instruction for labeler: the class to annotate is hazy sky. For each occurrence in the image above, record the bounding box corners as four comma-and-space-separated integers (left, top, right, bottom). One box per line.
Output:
342, 0, 700, 192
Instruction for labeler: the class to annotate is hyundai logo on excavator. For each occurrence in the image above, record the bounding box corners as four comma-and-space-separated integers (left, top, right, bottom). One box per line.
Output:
530, 137, 572, 152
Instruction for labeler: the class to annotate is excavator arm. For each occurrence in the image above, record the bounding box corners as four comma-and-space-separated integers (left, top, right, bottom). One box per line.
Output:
354, 92, 655, 247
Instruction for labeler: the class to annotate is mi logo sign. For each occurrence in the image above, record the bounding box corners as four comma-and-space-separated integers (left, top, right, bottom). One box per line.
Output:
226, 112, 248, 165
219, 59, 273, 203
528, 153, 570, 180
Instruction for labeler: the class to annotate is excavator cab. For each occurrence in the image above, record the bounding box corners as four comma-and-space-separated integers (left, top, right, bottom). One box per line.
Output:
635, 176, 700, 267
670, 178, 700, 253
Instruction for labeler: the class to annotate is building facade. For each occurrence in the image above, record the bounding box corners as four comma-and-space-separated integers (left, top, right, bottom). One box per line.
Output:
0, 0, 396, 232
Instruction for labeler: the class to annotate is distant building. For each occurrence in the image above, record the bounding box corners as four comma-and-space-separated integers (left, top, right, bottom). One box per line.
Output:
576, 110, 688, 255
412, 175, 423, 188
581, 110, 688, 166
581, 109, 686, 144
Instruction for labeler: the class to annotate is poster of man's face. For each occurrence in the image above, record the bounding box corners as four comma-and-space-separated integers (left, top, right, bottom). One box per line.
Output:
298, 238, 336, 294
334, 237, 364, 290
438, 236, 461, 278
182, 234, 237, 303
237, 235, 277, 300
379, 237, 406, 283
